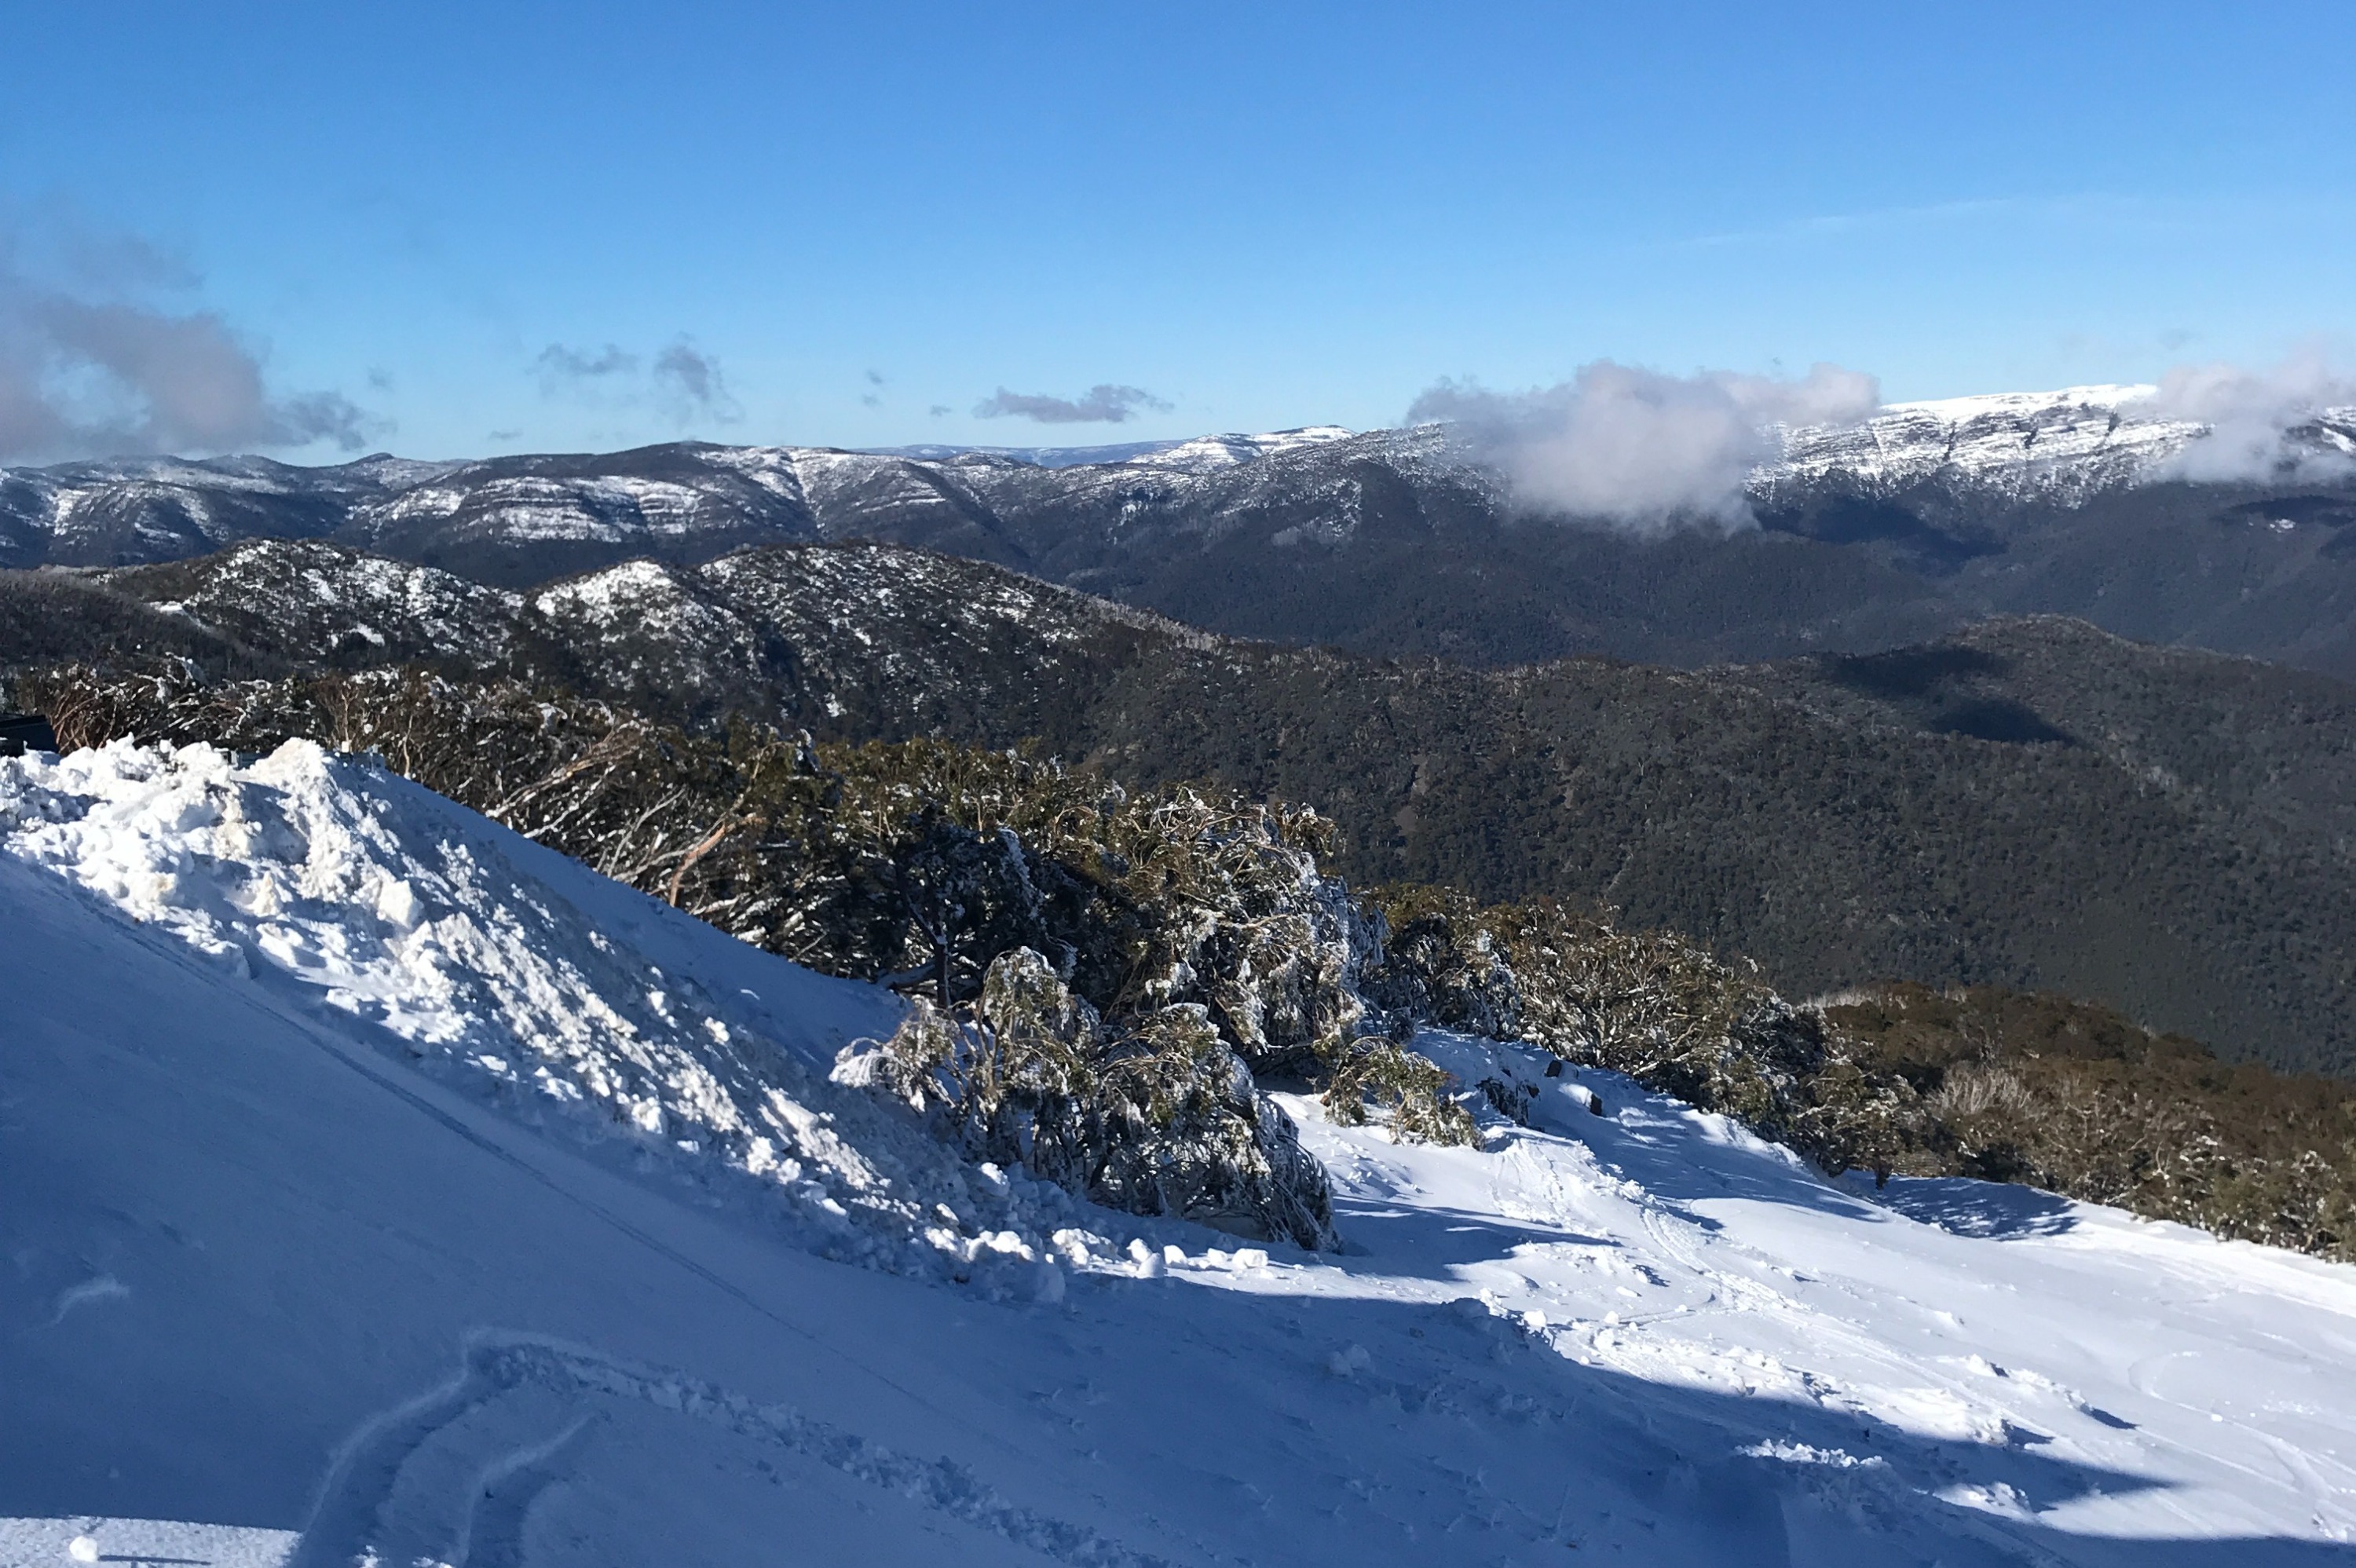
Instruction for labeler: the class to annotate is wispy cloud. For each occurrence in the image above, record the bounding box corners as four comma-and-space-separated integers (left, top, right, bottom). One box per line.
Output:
973, 384, 1172, 424
1659, 191, 2356, 257
652, 342, 737, 422
1409, 360, 1879, 531
1665, 197, 2029, 253
533, 342, 637, 392
534, 337, 740, 426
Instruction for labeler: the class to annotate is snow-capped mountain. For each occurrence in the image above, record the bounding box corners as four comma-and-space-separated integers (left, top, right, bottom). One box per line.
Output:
6, 735, 2356, 1563
0, 451, 454, 569
0, 426, 1374, 582
1762, 385, 2208, 503
1765, 384, 2356, 502
866, 425, 1353, 471
9, 391, 2341, 579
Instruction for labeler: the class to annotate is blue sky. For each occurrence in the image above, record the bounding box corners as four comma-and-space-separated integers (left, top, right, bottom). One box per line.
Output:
5, 0, 2354, 461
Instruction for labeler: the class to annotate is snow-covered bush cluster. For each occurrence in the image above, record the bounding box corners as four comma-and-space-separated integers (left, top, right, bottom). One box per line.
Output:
27, 657, 2356, 1262
1823, 982, 2356, 1259
22, 663, 1466, 1247
1370, 889, 2356, 1259
858, 949, 1338, 1248
1366, 886, 1913, 1179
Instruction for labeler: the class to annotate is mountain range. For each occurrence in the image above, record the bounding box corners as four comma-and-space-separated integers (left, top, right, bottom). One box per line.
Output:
13, 389, 2356, 1562
9, 387, 2356, 677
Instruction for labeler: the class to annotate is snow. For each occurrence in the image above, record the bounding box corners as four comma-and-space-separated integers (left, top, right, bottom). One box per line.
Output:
1882, 383, 2160, 420
1761, 385, 2208, 499
532, 558, 752, 668
850, 426, 1355, 475
0, 740, 1092, 1287
1115, 426, 1357, 474
5, 740, 2355, 1564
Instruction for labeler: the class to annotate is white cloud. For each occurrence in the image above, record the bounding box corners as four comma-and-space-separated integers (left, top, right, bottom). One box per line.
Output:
0, 218, 375, 462
2141, 349, 2356, 483
1409, 360, 1879, 530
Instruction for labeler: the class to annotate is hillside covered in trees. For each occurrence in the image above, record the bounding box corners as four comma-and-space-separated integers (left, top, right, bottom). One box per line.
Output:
12, 538, 2355, 1076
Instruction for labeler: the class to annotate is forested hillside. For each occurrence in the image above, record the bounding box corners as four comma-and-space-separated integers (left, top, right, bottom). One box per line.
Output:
10, 537, 2356, 1075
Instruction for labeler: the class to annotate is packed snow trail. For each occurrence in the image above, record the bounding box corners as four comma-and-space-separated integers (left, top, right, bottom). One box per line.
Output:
3, 742, 2354, 1565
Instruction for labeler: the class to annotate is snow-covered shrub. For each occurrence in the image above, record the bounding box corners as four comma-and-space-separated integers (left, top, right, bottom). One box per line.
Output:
1322, 1030, 1480, 1146
1827, 983, 2356, 1259
1360, 885, 1522, 1040
874, 949, 1339, 1248
1363, 890, 1918, 1179
31, 658, 2356, 1260
25, 663, 1381, 1241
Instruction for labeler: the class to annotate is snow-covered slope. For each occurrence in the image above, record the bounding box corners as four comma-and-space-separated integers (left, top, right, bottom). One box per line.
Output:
1762, 385, 2356, 502
1114, 426, 1356, 474
123, 537, 529, 668
1762, 386, 2200, 502
96, 536, 1198, 734
865, 426, 1354, 471
6, 737, 2356, 1564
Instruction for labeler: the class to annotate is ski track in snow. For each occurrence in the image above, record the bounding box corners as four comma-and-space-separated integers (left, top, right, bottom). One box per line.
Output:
5, 740, 2356, 1565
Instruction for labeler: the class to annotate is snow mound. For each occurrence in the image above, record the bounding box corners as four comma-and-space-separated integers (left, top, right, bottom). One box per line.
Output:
0, 738, 1100, 1292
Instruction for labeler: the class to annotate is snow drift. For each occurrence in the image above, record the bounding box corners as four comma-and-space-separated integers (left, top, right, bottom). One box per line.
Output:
5, 739, 2356, 1565
0, 736, 1105, 1292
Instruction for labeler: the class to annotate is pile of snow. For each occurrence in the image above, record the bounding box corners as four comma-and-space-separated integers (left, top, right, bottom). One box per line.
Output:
6, 736, 2356, 1563
0, 738, 1105, 1296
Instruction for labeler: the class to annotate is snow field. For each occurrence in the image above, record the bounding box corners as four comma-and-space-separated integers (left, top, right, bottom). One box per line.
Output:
1281, 1029, 2356, 1549
5, 738, 2356, 1563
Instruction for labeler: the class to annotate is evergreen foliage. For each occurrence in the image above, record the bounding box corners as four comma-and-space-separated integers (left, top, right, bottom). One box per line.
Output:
1365, 890, 1912, 1182
1827, 985, 2356, 1258
27, 541, 2356, 1080
1363, 892, 2356, 1259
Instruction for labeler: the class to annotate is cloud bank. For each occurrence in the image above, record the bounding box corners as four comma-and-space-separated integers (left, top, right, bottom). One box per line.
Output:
2140, 349, 2356, 482
973, 384, 1172, 424
1409, 360, 1880, 530
0, 221, 374, 463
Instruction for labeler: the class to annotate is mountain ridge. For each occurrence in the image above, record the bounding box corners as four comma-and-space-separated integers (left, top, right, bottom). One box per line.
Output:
11, 387, 2356, 679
